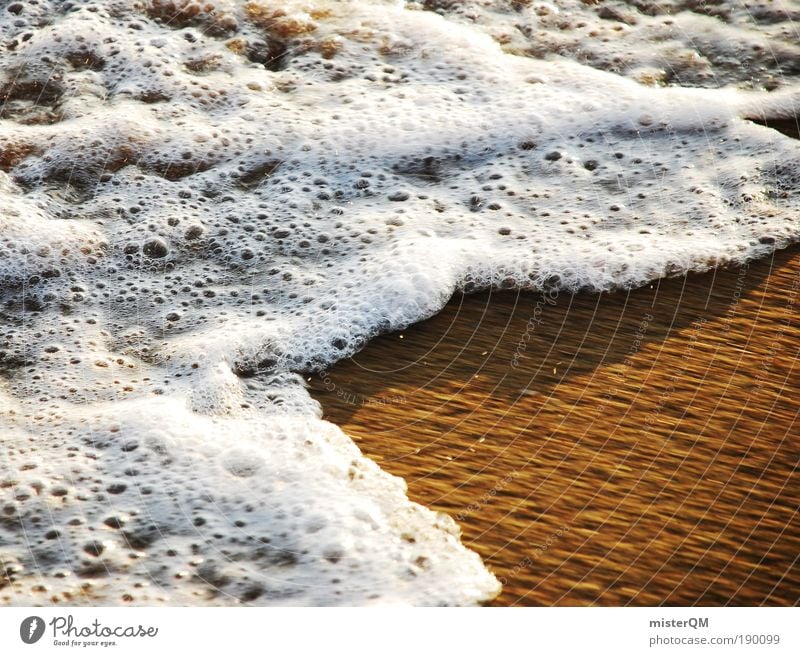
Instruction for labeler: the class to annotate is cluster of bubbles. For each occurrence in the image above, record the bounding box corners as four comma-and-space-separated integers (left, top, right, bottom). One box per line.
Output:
418, 0, 800, 90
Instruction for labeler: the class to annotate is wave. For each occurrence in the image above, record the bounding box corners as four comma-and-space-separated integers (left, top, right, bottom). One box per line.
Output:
1, 0, 799, 605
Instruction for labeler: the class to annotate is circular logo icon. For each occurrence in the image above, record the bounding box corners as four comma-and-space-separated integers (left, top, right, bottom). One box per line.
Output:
20, 616, 45, 644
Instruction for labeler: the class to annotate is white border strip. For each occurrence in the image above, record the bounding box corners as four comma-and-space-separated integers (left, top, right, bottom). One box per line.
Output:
1, 607, 797, 655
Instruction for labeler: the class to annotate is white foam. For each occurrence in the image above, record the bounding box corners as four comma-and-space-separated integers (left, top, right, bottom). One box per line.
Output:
1, 0, 799, 605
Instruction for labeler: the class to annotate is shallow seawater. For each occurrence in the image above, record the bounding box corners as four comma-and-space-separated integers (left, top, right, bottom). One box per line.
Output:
1, 0, 799, 605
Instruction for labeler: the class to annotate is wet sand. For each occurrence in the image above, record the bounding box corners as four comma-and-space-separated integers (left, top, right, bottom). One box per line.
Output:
309, 246, 800, 606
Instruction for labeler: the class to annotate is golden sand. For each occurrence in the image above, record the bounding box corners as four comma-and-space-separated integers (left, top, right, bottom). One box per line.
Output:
309, 246, 800, 605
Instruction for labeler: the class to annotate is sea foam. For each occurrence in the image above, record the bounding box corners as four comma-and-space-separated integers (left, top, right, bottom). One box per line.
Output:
1, 0, 799, 605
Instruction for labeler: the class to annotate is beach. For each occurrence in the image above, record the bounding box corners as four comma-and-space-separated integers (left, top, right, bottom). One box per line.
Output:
310, 246, 800, 605
3, 0, 800, 606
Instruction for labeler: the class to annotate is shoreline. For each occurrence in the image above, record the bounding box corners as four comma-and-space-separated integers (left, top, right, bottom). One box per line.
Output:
309, 246, 800, 605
